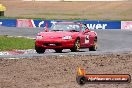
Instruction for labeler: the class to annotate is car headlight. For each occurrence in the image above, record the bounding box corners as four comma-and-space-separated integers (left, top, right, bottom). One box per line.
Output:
36, 35, 43, 40
62, 36, 72, 40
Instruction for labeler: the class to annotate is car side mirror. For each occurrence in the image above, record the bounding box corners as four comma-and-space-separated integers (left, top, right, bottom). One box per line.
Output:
44, 28, 49, 32
84, 28, 90, 33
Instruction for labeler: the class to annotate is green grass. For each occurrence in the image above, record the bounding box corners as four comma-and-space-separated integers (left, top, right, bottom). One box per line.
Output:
0, 36, 35, 51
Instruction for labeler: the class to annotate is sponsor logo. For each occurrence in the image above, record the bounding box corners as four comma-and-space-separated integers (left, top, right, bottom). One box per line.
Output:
76, 67, 131, 85
87, 24, 107, 29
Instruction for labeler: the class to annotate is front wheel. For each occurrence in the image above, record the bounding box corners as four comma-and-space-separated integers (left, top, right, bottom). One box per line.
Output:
35, 46, 45, 54
89, 37, 97, 51
70, 39, 80, 52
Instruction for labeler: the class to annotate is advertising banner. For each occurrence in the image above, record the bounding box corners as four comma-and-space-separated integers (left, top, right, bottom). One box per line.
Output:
33, 20, 53, 28
17, 19, 36, 28
17, 20, 56, 28
0, 19, 16, 27
121, 21, 132, 30
32, 20, 121, 29
0, 19, 122, 30
82, 21, 121, 29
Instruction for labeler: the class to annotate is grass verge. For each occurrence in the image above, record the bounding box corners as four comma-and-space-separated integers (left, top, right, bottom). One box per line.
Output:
0, 36, 35, 51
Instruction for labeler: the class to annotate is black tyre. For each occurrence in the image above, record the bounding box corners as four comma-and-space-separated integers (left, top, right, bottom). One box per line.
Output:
76, 76, 87, 85
35, 46, 45, 54
55, 49, 63, 53
70, 38, 80, 52
89, 37, 97, 51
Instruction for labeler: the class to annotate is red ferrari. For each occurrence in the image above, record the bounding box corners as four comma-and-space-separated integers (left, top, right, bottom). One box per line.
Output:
35, 22, 97, 53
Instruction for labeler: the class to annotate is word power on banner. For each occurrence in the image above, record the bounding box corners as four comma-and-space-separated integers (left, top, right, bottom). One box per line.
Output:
83, 21, 121, 29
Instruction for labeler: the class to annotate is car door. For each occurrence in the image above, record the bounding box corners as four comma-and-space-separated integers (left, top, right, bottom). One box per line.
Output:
81, 24, 90, 47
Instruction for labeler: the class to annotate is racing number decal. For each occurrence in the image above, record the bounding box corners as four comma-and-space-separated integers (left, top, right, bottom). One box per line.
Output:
85, 35, 89, 43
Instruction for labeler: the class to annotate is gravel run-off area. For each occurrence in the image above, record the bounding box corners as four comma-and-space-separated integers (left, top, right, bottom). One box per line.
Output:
0, 53, 132, 88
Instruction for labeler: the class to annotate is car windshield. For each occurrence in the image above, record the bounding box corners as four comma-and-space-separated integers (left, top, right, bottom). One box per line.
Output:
50, 23, 80, 32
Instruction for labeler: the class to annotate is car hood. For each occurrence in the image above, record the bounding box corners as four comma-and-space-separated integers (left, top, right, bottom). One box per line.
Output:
39, 31, 79, 38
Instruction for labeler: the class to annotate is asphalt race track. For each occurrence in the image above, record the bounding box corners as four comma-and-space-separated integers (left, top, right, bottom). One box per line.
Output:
0, 26, 132, 58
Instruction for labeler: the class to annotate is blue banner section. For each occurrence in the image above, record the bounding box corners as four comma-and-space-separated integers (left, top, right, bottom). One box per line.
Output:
0, 19, 121, 29
0, 19, 16, 27
33, 20, 51, 28
82, 21, 121, 29
32, 20, 62, 28
32, 20, 121, 29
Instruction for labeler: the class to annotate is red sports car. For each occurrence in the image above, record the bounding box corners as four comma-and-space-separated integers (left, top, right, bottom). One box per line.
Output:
35, 22, 97, 53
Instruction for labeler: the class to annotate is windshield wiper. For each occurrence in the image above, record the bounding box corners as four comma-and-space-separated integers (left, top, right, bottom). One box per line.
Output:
69, 29, 79, 32
52, 30, 63, 31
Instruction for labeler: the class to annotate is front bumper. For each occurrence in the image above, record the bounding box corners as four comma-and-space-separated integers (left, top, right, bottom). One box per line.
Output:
35, 39, 75, 49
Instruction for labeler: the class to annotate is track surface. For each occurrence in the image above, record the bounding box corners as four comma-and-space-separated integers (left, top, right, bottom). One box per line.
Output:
0, 26, 132, 58
0, 27, 132, 88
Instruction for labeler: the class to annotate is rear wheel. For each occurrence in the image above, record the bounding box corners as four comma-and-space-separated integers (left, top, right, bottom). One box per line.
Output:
35, 46, 45, 54
70, 38, 80, 52
55, 49, 63, 53
89, 37, 97, 51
